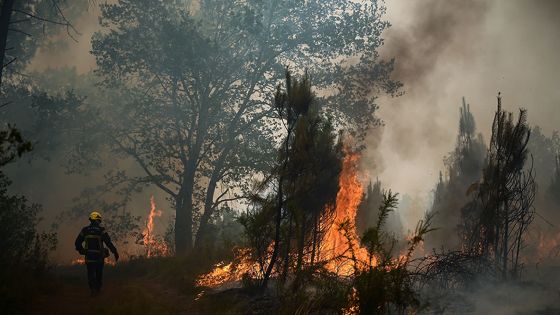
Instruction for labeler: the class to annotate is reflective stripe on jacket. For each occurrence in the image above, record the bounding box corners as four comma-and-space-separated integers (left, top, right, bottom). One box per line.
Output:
75, 223, 118, 263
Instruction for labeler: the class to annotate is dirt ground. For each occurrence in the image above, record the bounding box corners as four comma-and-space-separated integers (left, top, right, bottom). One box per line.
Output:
27, 265, 198, 315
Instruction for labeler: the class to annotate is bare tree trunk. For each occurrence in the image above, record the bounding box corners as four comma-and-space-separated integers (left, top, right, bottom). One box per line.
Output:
261, 171, 283, 290
262, 127, 292, 290
0, 0, 15, 90
513, 221, 524, 278
293, 217, 306, 290
502, 200, 509, 279
195, 156, 225, 249
281, 212, 293, 283
175, 165, 196, 254
310, 212, 319, 266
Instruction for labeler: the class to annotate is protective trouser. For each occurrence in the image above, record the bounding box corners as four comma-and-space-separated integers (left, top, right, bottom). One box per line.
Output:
86, 262, 104, 292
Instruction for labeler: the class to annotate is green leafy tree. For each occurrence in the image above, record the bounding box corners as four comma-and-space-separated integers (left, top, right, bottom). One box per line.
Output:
82, 0, 399, 254
0, 126, 57, 312
0, 0, 83, 94
355, 178, 403, 239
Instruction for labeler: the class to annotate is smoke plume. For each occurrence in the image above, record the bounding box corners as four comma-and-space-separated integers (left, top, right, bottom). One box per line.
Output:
372, 0, 560, 230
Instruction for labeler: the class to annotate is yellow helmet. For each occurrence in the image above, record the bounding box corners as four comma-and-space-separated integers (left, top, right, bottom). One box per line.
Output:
89, 211, 102, 221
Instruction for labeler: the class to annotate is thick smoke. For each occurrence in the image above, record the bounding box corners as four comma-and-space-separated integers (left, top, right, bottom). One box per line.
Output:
372, 0, 560, 231
367, 1, 560, 312
383, 0, 488, 87
8, 0, 560, 266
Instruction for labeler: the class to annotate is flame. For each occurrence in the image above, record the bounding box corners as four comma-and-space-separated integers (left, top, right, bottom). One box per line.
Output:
143, 196, 170, 258
196, 149, 371, 287
320, 149, 370, 275
196, 247, 263, 287
71, 257, 117, 266
72, 257, 85, 265
342, 287, 360, 315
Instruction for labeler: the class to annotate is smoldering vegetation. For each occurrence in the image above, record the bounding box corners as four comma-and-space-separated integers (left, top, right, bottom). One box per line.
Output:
418, 97, 560, 314
0, 0, 560, 314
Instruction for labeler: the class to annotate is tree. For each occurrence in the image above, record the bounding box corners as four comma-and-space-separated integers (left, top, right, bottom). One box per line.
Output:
426, 98, 485, 250
527, 126, 560, 188
0, 1, 69, 293
84, 0, 399, 254
355, 178, 403, 239
350, 191, 434, 314
247, 71, 343, 289
0, 0, 81, 95
0, 124, 57, 312
462, 94, 536, 280
0, 0, 83, 173
0, 0, 99, 172
524, 127, 559, 253
282, 79, 343, 288
547, 155, 560, 206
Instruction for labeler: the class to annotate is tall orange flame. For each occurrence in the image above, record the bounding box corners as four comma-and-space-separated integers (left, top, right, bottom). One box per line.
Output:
143, 196, 169, 257
320, 149, 370, 275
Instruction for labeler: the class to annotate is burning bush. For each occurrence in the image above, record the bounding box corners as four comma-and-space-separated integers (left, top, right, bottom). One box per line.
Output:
194, 71, 434, 314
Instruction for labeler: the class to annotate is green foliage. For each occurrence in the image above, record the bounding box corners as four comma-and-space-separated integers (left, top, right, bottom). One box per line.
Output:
0, 125, 32, 165
0, 173, 57, 274
360, 191, 399, 265
349, 192, 433, 314
0, 134, 57, 313
74, 0, 398, 253
250, 71, 344, 288
356, 179, 384, 236
238, 195, 275, 275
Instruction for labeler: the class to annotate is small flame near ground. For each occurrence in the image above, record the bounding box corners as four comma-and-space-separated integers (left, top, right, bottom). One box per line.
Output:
71, 257, 86, 265
196, 247, 263, 287
71, 257, 116, 266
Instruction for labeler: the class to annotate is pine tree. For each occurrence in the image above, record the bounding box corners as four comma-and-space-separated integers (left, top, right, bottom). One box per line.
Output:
465, 94, 536, 279
426, 98, 485, 250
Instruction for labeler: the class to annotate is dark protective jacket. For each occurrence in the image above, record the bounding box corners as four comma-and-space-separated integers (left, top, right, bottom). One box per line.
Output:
75, 222, 118, 263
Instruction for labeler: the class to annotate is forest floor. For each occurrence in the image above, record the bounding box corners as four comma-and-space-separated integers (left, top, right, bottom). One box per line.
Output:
25, 257, 252, 315
28, 273, 193, 314
25, 257, 560, 314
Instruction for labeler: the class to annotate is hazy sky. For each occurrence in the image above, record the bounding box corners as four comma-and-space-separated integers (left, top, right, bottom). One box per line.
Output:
28, 0, 560, 233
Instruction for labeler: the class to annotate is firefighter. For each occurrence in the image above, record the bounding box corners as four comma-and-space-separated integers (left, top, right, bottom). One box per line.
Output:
75, 211, 119, 296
